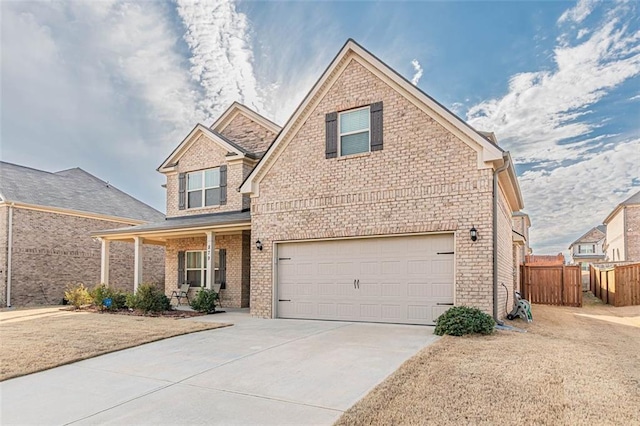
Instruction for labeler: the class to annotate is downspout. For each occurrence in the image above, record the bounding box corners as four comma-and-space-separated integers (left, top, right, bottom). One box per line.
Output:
7, 203, 14, 307
493, 153, 510, 324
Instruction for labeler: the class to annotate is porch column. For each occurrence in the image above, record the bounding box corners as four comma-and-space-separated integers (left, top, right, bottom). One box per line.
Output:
100, 239, 110, 285
206, 231, 215, 289
134, 236, 143, 292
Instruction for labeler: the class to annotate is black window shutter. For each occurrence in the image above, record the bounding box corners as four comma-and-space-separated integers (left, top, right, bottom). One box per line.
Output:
218, 249, 227, 289
370, 101, 383, 151
325, 112, 338, 159
219, 165, 227, 205
177, 251, 185, 286
178, 173, 186, 210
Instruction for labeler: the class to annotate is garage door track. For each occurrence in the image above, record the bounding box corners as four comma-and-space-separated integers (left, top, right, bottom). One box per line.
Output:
1, 311, 438, 425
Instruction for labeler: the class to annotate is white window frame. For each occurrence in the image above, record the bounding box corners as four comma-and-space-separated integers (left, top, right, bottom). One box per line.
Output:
187, 168, 221, 209
185, 249, 221, 287
578, 244, 595, 254
339, 106, 370, 156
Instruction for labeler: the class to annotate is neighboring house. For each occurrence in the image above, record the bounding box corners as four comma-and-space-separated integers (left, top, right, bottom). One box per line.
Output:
0, 162, 165, 306
569, 225, 606, 290
94, 39, 526, 325
512, 211, 531, 292
603, 190, 640, 262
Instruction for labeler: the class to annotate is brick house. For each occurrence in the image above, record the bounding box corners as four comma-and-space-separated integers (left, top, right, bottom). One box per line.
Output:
95, 40, 527, 324
603, 190, 640, 262
0, 162, 165, 307
569, 225, 606, 289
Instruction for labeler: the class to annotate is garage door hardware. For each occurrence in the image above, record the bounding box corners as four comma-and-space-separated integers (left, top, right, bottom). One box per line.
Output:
278, 299, 291, 302
437, 303, 454, 306
353, 279, 360, 289
278, 257, 291, 260
437, 251, 454, 255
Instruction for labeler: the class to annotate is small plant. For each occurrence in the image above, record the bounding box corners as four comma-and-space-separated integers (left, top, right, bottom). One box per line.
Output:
64, 283, 93, 309
434, 306, 495, 336
126, 284, 171, 313
91, 284, 128, 311
190, 288, 219, 314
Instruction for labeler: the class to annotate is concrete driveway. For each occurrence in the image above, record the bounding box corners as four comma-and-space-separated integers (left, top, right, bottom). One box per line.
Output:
1, 311, 438, 425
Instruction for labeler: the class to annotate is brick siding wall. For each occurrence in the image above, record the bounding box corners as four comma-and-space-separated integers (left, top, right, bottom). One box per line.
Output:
0, 206, 8, 305
5, 207, 164, 306
249, 58, 499, 318
164, 232, 250, 308
219, 113, 277, 155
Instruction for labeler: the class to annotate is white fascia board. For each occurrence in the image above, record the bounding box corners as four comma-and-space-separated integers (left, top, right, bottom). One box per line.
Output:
241, 40, 505, 194
158, 124, 244, 173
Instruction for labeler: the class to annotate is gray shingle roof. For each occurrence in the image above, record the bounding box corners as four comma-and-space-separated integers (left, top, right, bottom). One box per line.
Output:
94, 210, 250, 236
621, 190, 640, 206
0, 161, 163, 222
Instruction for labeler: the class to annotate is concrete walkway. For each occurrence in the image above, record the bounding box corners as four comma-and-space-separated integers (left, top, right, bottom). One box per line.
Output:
1, 311, 438, 425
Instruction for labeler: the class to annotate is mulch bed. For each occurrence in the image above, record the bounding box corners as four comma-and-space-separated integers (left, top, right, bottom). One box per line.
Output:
70, 306, 207, 319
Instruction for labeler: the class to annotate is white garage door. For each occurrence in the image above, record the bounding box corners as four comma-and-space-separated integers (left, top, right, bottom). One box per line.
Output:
276, 234, 454, 325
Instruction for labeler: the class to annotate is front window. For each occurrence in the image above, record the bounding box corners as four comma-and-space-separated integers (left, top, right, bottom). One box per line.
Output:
578, 244, 595, 254
185, 250, 222, 287
339, 107, 370, 156
187, 168, 221, 209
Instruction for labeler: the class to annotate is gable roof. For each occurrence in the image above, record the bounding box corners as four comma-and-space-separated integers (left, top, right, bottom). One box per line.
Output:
569, 225, 606, 248
0, 161, 163, 222
240, 39, 508, 197
603, 189, 640, 224
157, 124, 251, 173
211, 102, 281, 135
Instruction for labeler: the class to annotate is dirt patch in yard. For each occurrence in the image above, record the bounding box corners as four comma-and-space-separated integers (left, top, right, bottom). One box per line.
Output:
0, 309, 228, 381
336, 300, 640, 425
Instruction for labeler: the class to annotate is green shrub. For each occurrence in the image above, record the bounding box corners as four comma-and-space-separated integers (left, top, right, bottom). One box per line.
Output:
127, 284, 171, 313
189, 288, 219, 314
90, 284, 128, 310
64, 283, 93, 309
434, 306, 495, 336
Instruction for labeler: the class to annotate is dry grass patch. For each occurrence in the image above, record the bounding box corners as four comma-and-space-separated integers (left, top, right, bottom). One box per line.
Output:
0, 309, 228, 381
336, 299, 640, 425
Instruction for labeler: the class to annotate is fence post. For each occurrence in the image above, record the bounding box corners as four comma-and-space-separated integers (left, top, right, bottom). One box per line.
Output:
561, 265, 565, 306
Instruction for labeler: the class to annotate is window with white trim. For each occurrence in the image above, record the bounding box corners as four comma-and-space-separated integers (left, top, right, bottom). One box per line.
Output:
578, 244, 595, 254
339, 106, 370, 156
185, 250, 223, 287
187, 168, 221, 208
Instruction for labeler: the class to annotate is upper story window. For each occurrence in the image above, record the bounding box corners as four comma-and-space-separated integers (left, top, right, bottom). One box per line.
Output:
325, 102, 383, 159
178, 166, 226, 210
578, 244, 595, 254
339, 107, 370, 156
188, 168, 220, 208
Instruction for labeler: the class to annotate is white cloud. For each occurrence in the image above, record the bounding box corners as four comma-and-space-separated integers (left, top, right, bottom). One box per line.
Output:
410, 59, 423, 85
558, 0, 595, 24
464, 1, 640, 255
467, 6, 640, 166
176, 0, 264, 119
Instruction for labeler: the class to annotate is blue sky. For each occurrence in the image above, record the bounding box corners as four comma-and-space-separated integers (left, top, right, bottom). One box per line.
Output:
1, 0, 638, 256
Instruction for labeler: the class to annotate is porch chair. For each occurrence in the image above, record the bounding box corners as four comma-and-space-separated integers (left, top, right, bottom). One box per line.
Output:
171, 283, 191, 306
212, 283, 223, 308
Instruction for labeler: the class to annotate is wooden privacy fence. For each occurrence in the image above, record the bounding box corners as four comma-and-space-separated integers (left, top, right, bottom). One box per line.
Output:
521, 264, 582, 307
590, 263, 640, 307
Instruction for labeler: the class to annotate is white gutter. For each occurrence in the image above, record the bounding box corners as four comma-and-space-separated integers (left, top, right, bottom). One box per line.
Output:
7, 203, 14, 307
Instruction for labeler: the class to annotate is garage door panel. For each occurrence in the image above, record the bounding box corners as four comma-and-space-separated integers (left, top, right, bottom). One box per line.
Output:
277, 234, 454, 325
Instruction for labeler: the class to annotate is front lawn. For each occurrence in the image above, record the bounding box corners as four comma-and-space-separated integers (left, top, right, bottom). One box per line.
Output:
0, 308, 227, 381
336, 297, 640, 425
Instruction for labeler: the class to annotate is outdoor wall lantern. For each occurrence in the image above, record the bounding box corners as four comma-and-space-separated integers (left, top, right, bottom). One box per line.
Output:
255, 240, 263, 251
470, 226, 478, 242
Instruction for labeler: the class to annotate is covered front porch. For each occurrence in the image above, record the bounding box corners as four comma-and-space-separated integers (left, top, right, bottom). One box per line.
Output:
93, 210, 252, 308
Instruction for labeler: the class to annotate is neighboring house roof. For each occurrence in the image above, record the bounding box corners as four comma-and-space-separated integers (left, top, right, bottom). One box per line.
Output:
512, 211, 531, 227
239, 39, 523, 211
603, 190, 640, 224
0, 161, 163, 222
93, 210, 251, 237
569, 225, 607, 248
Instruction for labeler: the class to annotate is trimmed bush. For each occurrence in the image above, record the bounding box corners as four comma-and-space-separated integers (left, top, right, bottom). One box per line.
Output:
434, 306, 495, 336
64, 283, 93, 309
190, 288, 219, 314
90, 284, 128, 311
127, 284, 171, 313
